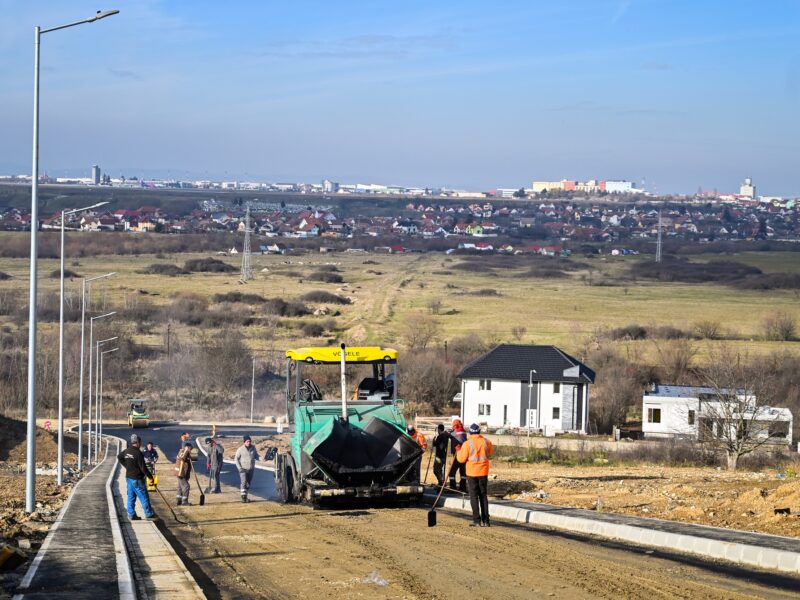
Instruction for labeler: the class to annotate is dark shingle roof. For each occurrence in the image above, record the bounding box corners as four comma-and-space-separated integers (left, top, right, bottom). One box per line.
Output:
458, 344, 595, 383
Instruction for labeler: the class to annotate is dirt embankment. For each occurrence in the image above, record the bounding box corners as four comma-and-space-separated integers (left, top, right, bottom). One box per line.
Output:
483, 460, 800, 537
0, 415, 87, 595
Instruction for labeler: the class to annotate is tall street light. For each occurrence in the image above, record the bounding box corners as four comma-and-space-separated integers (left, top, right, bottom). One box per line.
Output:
26, 8, 120, 513
99, 347, 118, 457
527, 369, 537, 438
77, 272, 114, 471
88, 313, 115, 465
95, 336, 117, 462
57, 202, 108, 485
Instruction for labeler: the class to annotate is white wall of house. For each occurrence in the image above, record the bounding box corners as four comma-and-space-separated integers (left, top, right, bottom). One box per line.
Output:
462, 378, 587, 433
642, 397, 698, 438
461, 378, 521, 429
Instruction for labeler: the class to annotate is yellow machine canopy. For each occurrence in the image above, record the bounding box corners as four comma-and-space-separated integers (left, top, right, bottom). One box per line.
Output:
286, 346, 398, 364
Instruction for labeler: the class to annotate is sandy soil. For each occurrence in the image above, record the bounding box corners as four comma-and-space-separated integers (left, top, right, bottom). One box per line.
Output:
149, 472, 800, 600
462, 460, 800, 537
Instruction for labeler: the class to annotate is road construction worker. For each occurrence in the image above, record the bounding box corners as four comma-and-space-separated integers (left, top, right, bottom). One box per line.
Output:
175, 442, 193, 506
408, 426, 427, 484
432, 424, 450, 486
235, 435, 259, 502
456, 423, 493, 527
448, 418, 468, 492
180, 431, 190, 444
143, 441, 159, 491
204, 437, 224, 494
117, 433, 156, 520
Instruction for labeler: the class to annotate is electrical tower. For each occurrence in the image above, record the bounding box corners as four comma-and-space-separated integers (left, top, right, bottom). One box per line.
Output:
655, 209, 662, 263
240, 204, 253, 282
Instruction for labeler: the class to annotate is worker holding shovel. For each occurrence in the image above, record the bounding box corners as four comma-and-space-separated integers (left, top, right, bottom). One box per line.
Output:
175, 442, 193, 506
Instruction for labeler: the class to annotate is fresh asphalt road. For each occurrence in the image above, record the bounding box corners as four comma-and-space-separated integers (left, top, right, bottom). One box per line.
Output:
105, 423, 280, 500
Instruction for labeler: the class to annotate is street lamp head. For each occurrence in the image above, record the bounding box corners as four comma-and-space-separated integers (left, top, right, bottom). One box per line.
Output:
89, 10, 120, 22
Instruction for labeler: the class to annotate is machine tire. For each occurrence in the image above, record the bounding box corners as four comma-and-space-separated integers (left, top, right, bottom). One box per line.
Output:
276, 454, 294, 504
283, 462, 295, 503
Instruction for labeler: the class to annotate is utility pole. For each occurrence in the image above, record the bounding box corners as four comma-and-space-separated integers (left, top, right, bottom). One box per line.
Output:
655, 209, 662, 263
250, 357, 255, 423
240, 204, 253, 282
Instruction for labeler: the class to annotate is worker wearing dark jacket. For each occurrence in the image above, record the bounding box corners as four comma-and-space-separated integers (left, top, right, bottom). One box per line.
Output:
432, 424, 450, 486
456, 423, 493, 527
447, 418, 468, 492
117, 434, 155, 520
204, 437, 224, 493
175, 442, 193, 506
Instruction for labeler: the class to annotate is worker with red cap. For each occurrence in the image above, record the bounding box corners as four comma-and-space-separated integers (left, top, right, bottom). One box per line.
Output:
447, 418, 468, 492
457, 423, 493, 527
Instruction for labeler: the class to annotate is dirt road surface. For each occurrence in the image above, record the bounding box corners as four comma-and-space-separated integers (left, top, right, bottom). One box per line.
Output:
150, 471, 800, 600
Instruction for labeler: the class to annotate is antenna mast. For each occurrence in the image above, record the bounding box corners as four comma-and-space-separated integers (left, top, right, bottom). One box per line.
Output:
240, 204, 253, 282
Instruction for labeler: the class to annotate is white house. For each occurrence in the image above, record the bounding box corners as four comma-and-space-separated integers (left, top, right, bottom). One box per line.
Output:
642, 384, 793, 445
457, 345, 595, 434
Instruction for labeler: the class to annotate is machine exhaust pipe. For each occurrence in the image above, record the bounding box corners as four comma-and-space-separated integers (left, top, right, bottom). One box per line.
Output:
340, 342, 348, 421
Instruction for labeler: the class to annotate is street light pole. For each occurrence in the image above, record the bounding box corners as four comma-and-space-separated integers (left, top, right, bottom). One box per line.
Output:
250, 357, 255, 423
100, 348, 118, 457
57, 204, 107, 484
24, 8, 120, 512
527, 369, 537, 438
88, 313, 115, 465
95, 336, 117, 462
77, 272, 114, 471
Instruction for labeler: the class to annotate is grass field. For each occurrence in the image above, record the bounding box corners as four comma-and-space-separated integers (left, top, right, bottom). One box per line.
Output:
1, 248, 798, 362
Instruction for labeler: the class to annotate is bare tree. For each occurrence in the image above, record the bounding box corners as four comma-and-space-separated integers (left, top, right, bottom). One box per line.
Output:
426, 299, 443, 315
762, 311, 796, 341
400, 311, 442, 349
653, 338, 696, 383
699, 346, 790, 470
511, 325, 527, 342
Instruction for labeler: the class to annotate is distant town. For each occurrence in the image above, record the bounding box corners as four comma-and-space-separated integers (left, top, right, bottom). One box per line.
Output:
0, 168, 797, 253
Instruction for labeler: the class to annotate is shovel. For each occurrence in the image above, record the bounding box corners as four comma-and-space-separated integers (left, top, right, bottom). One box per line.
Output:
192, 468, 206, 506
152, 484, 188, 525
428, 455, 449, 527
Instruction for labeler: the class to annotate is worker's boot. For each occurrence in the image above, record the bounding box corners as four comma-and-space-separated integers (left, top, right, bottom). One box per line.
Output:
176, 498, 182, 506
448, 477, 456, 490
241, 493, 247, 503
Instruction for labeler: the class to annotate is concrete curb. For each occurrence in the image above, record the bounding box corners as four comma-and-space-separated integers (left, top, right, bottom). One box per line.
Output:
110, 435, 206, 599
429, 493, 800, 574
106, 439, 136, 600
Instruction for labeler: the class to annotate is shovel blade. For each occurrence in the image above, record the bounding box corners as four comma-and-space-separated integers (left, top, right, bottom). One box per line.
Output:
427, 509, 436, 527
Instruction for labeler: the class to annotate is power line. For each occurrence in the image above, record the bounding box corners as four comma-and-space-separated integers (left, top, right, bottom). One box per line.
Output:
655, 209, 662, 263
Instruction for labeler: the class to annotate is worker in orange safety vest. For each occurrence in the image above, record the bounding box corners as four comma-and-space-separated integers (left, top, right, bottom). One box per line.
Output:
408, 426, 427, 484
456, 423, 494, 527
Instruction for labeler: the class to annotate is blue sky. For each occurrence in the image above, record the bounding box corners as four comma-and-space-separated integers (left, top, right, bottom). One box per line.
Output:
1, 0, 798, 194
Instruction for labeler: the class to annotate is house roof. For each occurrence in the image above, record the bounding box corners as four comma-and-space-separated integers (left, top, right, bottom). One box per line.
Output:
458, 344, 595, 383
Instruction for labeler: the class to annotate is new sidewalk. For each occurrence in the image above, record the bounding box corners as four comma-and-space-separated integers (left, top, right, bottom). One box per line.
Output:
111, 438, 205, 599
432, 492, 800, 574
13, 440, 134, 600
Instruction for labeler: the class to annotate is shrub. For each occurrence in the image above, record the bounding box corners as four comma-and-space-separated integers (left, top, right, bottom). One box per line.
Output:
608, 323, 648, 340
50, 269, 81, 279
301, 291, 351, 305
694, 319, 722, 340
143, 263, 187, 276
763, 311, 797, 341
301, 322, 325, 337
464, 288, 501, 296
213, 291, 265, 304
183, 257, 237, 273
630, 257, 761, 283
0, 271, 10, 281
264, 298, 310, 317
307, 271, 343, 284
735, 273, 800, 290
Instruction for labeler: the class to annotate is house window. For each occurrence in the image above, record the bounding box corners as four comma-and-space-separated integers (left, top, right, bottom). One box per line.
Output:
478, 403, 491, 416
647, 408, 662, 424
553, 382, 561, 393
552, 407, 560, 420
768, 421, 789, 438
479, 379, 492, 391
688, 410, 695, 425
